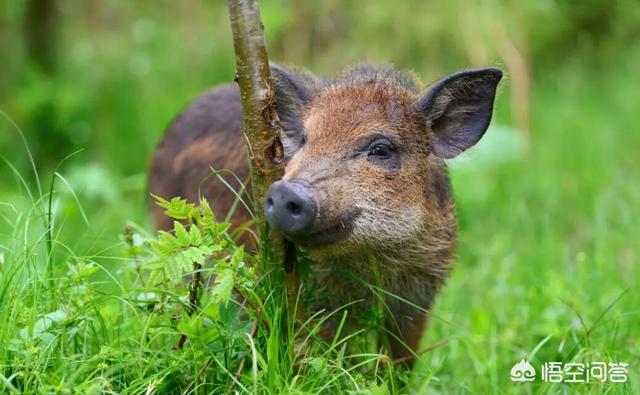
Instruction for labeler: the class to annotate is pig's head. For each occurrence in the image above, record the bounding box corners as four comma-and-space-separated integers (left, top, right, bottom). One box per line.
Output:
264, 64, 502, 257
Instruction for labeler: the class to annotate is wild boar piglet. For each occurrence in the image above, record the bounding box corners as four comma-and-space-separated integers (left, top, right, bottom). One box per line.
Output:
149, 63, 503, 365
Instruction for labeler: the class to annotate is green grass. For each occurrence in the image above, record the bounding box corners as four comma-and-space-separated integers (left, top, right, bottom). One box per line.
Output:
1, 1, 639, 393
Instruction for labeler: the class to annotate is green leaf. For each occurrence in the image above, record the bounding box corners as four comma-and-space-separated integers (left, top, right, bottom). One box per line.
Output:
143, 258, 165, 270
73, 261, 99, 280
165, 257, 183, 282
231, 246, 245, 268
174, 221, 190, 246
151, 231, 182, 255
189, 225, 202, 246
152, 194, 197, 220
150, 193, 171, 207
200, 197, 215, 225
149, 239, 170, 258
210, 265, 234, 307
216, 222, 231, 235
163, 246, 215, 283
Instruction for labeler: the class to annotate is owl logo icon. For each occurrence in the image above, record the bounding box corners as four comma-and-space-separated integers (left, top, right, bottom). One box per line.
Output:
510, 359, 536, 382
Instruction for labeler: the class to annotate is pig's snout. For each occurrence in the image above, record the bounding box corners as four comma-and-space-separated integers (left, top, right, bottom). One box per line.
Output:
265, 180, 317, 235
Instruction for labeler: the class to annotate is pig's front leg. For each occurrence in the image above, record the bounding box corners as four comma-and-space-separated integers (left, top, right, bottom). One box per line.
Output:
385, 309, 429, 367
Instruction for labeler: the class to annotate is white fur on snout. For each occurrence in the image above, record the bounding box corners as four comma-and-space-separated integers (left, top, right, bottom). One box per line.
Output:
350, 196, 424, 246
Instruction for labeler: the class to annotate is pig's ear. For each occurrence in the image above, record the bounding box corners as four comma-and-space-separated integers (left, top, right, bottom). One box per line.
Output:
270, 64, 324, 156
416, 68, 502, 159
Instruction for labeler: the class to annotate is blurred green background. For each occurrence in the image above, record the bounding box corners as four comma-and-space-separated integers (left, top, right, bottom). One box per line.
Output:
1, 0, 639, 392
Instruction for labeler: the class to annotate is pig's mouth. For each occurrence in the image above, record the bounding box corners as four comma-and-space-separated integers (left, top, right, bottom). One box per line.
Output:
284, 209, 360, 249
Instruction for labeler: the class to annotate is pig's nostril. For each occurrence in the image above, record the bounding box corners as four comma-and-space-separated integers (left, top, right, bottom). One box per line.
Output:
264, 180, 317, 234
287, 201, 302, 216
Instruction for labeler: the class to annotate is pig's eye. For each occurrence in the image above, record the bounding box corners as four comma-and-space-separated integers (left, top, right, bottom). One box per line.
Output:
361, 135, 400, 169
368, 144, 392, 159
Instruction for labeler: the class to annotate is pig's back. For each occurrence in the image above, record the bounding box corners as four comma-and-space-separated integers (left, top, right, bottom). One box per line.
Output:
149, 84, 252, 235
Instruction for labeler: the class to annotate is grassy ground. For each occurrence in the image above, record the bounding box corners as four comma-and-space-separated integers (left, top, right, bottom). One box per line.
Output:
1, 1, 639, 394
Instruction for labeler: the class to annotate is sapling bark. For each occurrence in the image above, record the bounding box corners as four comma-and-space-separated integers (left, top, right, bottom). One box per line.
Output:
227, 0, 301, 323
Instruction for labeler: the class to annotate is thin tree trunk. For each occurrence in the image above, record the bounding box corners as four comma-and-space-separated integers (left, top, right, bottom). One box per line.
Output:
25, 0, 58, 74
227, 0, 301, 321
